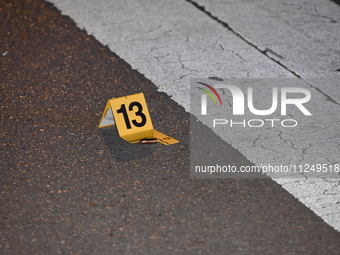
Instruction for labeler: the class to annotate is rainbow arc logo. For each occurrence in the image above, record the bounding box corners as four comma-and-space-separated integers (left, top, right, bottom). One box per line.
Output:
197, 82, 222, 115
196, 82, 222, 106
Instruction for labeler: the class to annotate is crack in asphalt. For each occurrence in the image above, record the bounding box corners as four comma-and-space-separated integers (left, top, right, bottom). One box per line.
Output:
177, 54, 199, 79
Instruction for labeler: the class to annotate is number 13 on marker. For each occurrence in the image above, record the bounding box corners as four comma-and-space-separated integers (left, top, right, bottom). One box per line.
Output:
98, 93, 179, 145
116, 101, 147, 129
112, 93, 154, 141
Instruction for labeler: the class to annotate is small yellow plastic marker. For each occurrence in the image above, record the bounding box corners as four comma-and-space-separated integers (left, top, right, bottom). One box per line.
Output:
98, 93, 179, 145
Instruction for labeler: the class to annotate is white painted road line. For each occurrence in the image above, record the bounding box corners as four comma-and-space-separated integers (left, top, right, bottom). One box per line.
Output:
193, 0, 340, 101
48, 0, 340, 231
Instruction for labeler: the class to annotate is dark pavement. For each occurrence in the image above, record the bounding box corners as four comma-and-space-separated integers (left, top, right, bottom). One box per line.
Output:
1, 0, 339, 254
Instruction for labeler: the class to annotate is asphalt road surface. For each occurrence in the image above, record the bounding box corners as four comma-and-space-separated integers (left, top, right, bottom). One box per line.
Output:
1, 0, 340, 254
49, 0, 340, 233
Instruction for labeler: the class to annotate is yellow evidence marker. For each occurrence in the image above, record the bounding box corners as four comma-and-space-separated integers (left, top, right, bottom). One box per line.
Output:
98, 93, 179, 145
